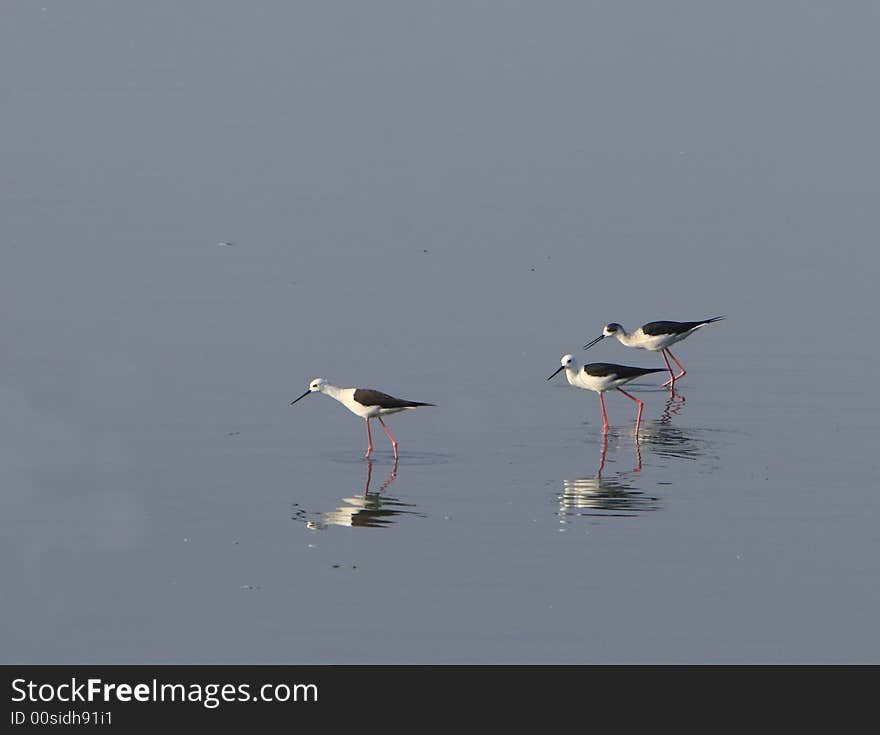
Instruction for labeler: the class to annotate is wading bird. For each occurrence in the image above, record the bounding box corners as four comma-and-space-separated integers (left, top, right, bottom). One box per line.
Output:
547, 354, 664, 434
583, 316, 725, 388
291, 378, 434, 459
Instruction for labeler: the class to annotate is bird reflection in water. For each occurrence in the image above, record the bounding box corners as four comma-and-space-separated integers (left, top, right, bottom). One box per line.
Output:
299, 459, 423, 530
558, 432, 661, 518
636, 390, 718, 463
659, 389, 686, 424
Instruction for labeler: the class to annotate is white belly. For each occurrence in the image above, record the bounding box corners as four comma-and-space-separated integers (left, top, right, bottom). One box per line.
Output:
568, 371, 618, 393
631, 331, 684, 351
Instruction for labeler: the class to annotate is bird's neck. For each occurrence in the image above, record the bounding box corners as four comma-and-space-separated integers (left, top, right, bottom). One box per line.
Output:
614, 329, 636, 346
564, 366, 580, 385
320, 384, 345, 401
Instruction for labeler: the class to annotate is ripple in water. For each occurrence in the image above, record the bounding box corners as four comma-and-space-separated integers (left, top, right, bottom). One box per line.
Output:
321, 450, 454, 467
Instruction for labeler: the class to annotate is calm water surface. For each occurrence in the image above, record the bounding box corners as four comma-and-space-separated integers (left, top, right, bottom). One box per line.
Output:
2, 3, 879, 663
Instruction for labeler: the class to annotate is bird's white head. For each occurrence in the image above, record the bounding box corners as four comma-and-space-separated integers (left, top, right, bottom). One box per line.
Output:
603, 323, 623, 337
584, 323, 624, 350
547, 354, 578, 381
291, 377, 329, 405
307, 377, 328, 393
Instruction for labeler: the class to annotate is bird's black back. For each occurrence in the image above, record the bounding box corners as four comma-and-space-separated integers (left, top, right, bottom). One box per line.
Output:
353, 388, 434, 409
584, 363, 665, 379
641, 316, 724, 336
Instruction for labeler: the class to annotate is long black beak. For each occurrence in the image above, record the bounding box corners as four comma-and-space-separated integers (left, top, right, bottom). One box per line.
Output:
583, 335, 604, 350
547, 365, 565, 381
290, 390, 311, 405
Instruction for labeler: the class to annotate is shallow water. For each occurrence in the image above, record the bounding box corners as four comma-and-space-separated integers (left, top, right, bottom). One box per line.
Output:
3, 3, 880, 663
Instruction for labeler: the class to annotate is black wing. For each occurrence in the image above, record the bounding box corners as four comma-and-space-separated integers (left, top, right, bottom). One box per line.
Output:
641, 316, 724, 336
353, 388, 434, 409
584, 363, 665, 379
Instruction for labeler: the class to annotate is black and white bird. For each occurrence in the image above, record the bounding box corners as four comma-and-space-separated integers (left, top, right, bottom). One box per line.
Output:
290, 378, 434, 459
583, 316, 725, 388
547, 354, 665, 434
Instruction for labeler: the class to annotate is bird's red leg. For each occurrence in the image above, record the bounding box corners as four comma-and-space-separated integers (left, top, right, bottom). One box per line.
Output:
377, 416, 399, 459
364, 418, 373, 459
616, 387, 645, 433
660, 348, 677, 388
663, 348, 687, 386
598, 392, 610, 434
660, 347, 684, 390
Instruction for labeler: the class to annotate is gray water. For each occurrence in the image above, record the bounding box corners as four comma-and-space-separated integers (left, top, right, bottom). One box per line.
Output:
3, 2, 879, 663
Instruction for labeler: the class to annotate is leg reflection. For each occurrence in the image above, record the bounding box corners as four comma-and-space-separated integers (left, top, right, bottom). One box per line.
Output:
560, 433, 658, 516
595, 430, 642, 477
363, 457, 399, 496
659, 389, 686, 424
304, 459, 417, 530
596, 431, 609, 477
